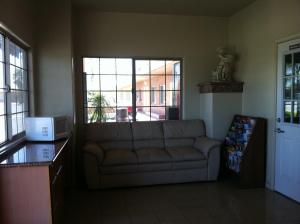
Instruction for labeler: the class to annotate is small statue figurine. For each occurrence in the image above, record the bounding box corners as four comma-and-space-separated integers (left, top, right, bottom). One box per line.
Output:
212, 47, 235, 82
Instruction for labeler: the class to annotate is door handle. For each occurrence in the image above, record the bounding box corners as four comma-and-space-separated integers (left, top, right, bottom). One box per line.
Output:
275, 128, 285, 133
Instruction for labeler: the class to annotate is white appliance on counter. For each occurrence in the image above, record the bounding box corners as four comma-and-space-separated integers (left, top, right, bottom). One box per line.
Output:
25, 116, 70, 141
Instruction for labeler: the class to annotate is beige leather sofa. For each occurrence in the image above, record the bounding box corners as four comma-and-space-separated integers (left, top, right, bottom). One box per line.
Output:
83, 120, 221, 189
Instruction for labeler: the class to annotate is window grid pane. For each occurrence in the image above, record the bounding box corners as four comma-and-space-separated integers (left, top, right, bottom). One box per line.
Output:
0, 35, 4, 62
0, 62, 4, 88
0, 115, 6, 144
9, 41, 16, 66
0, 92, 5, 115
83, 58, 99, 74
101, 75, 116, 91
282, 53, 300, 124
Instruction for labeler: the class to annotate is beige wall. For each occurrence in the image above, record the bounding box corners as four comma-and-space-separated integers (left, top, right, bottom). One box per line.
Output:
228, 0, 300, 189
73, 11, 228, 124
35, 0, 74, 121
0, 0, 35, 46
0, 0, 36, 114
1, 0, 74, 121
200, 93, 242, 140
34, 0, 76, 184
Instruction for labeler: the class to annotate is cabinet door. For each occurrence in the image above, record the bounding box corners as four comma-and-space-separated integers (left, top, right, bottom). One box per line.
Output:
50, 153, 65, 223
0, 166, 52, 224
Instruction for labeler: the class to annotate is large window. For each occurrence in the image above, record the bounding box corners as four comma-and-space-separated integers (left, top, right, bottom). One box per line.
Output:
0, 33, 28, 147
83, 58, 182, 123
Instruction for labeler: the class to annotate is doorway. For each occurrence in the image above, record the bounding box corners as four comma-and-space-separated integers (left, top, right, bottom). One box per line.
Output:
275, 38, 300, 203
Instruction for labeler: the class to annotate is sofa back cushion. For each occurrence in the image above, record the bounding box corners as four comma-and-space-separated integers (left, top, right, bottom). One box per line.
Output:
84, 120, 205, 150
132, 121, 164, 149
163, 120, 206, 148
85, 122, 133, 150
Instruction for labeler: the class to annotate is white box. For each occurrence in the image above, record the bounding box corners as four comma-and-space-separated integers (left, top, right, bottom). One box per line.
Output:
25, 116, 70, 141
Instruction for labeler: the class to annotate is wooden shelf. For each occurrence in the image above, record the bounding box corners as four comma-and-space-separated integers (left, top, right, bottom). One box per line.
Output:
198, 81, 244, 93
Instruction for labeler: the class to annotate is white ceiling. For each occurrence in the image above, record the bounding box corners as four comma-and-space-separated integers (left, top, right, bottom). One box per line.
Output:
72, 0, 256, 17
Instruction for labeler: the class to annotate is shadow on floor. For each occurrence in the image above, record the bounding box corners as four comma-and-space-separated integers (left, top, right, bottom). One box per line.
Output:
63, 180, 300, 224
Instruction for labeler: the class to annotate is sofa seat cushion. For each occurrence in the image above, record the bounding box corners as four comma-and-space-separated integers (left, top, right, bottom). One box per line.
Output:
100, 162, 173, 174
166, 146, 206, 162
103, 149, 137, 166
135, 148, 172, 163
99, 141, 133, 151
172, 160, 207, 170
100, 164, 138, 174
138, 162, 172, 172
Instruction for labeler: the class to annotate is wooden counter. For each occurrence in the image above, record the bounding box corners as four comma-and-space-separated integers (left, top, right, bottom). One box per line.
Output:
0, 138, 70, 224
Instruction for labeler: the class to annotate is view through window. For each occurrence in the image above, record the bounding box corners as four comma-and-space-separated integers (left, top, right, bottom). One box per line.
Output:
83, 58, 181, 123
0, 33, 28, 147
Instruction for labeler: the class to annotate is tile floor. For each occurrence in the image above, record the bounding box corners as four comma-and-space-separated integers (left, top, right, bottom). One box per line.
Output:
63, 181, 300, 224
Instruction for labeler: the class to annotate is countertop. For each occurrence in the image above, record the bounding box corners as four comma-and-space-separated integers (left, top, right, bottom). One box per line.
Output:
0, 138, 69, 168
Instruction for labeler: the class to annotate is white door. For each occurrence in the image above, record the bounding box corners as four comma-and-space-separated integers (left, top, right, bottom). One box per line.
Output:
275, 38, 300, 203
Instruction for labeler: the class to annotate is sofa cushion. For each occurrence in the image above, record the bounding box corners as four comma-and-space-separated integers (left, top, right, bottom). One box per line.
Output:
85, 122, 132, 142
100, 141, 133, 151
83, 142, 104, 163
194, 137, 221, 158
103, 149, 137, 166
132, 121, 163, 140
163, 120, 206, 139
164, 138, 194, 148
172, 160, 207, 170
100, 164, 138, 174
100, 163, 173, 174
134, 140, 165, 150
135, 148, 172, 163
138, 163, 172, 172
166, 146, 206, 162
132, 122, 164, 149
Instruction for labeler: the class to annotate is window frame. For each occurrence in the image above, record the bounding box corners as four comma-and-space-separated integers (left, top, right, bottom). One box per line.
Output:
159, 84, 165, 105
150, 87, 157, 105
82, 57, 183, 123
0, 29, 30, 152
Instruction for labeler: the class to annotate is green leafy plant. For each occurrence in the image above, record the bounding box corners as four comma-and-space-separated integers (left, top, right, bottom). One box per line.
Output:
90, 93, 109, 123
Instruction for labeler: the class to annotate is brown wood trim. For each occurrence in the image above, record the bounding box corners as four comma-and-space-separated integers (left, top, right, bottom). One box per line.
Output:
0, 25, 30, 50
198, 81, 244, 93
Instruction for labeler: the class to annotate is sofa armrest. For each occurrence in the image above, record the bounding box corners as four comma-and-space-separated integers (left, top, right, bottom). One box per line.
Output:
194, 137, 221, 158
83, 141, 104, 163
194, 137, 221, 180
